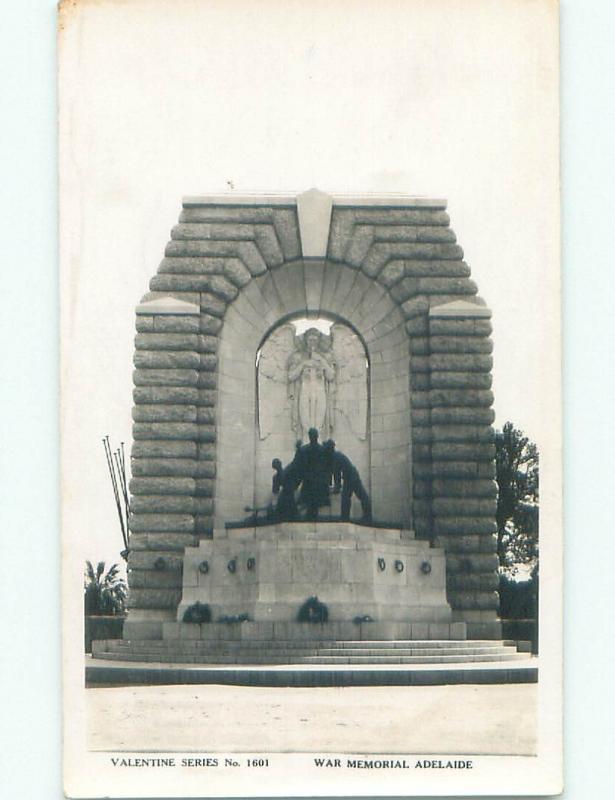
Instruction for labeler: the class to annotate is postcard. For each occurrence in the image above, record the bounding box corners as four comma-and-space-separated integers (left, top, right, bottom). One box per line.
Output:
60, 0, 562, 796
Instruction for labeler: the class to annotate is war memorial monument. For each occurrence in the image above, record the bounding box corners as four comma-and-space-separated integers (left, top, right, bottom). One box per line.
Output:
92, 189, 530, 673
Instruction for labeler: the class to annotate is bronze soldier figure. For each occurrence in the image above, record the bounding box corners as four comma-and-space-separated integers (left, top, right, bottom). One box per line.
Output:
323, 439, 372, 522
293, 427, 329, 520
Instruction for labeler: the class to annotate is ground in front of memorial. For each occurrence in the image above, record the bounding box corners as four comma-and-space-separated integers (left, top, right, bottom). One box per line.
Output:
88, 683, 536, 755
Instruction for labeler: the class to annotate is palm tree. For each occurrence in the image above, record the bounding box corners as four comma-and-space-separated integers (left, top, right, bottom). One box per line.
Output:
84, 561, 127, 616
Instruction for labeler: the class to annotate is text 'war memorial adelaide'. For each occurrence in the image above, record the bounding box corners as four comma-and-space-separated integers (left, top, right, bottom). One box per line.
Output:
93, 189, 531, 672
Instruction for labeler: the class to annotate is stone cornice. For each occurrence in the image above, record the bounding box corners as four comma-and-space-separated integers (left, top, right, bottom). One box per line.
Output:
183, 192, 447, 209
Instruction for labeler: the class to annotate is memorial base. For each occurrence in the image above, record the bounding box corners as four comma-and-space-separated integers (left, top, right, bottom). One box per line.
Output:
176, 521, 451, 627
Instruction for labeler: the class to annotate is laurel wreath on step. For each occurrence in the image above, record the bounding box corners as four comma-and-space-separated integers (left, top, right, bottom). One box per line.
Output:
421, 561, 432, 575
182, 602, 212, 624
227, 558, 237, 573
377, 557, 386, 571
297, 596, 329, 624
198, 560, 209, 574
217, 612, 250, 624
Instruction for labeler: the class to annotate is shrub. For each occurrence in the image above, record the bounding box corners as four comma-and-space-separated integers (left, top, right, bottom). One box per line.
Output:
297, 596, 329, 623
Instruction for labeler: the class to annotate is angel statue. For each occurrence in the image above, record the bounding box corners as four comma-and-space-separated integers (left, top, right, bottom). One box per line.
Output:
287, 328, 336, 439
257, 322, 368, 444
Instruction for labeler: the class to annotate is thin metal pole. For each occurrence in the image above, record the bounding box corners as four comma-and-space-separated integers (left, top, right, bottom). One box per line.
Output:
103, 436, 127, 547
117, 444, 130, 534
113, 449, 130, 547
120, 441, 130, 541
114, 449, 128, 507
106, 438, 123, 536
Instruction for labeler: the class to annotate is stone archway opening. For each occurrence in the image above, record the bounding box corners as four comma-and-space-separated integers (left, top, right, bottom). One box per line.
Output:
254, 314, 371, 518
214, 273, 414, 530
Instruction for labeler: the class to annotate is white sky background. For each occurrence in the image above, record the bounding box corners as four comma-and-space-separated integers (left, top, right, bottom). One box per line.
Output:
59, 0, 559, 568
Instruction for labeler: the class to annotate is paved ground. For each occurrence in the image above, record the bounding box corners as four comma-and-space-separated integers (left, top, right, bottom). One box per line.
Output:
88, 683, 536, 755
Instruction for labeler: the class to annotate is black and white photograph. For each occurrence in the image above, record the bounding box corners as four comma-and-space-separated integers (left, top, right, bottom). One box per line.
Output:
58, 0, 562, 796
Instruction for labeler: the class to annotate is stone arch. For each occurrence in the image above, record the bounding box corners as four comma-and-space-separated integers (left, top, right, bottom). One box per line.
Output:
215, 262, 412, 527
127, 191, 500, 640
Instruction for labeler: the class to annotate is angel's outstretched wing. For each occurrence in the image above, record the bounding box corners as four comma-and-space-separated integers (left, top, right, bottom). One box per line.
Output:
331, 324, 368, 441
257, 324, 295, 440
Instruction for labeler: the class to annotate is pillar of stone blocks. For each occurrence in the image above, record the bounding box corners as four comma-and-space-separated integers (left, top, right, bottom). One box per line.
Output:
126, 295, 217, 638
424, 301, 500, 639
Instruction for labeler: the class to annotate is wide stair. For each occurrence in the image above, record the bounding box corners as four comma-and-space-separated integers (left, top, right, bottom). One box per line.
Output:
92, 638, 530, 665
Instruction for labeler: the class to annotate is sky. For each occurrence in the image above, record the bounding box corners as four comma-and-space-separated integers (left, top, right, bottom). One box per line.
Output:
59, 0, 560, 570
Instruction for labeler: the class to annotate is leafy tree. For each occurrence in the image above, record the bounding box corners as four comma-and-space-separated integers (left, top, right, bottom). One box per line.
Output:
84, 561, 127, 616
498, 573, 538, 619
495, 422, 539, 574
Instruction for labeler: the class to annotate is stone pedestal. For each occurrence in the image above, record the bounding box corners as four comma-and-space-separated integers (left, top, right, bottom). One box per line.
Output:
176, 522, 451, 628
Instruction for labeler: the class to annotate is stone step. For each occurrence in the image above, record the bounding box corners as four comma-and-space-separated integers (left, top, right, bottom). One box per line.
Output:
295, 653, 527, 665
300, 646, 513, 657
92, 637, 529, 668
100, 643, 514, 658
86, 658, 538, 687
112, 638, 503, 650
98, 641, 512, 657
92, 650, 527, 665
96, 649, 518, 662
